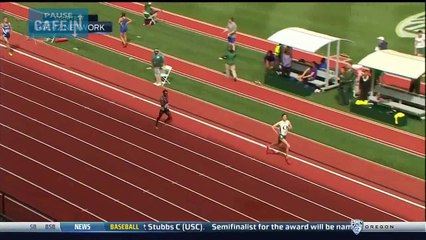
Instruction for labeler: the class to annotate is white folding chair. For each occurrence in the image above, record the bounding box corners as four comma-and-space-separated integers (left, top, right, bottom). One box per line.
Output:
143, 11, 157, 25
161, 65, 172, 86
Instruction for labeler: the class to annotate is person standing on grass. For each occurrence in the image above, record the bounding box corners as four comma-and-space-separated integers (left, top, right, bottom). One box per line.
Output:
118, 12, 132, 47
374, 36, 388, 51
155, 89, 172, 129
219, 47, 237, 81
414, 30, 425, 57
1, 16, 13, 56
266, 113, 292, 163
223, 17, 237, 51
337, 64, 357, 106
152, 48, 164, 86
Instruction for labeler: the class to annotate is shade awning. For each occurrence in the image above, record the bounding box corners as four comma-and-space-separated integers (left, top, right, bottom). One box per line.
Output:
358, 50, 425, 79
267, 27, 350, 53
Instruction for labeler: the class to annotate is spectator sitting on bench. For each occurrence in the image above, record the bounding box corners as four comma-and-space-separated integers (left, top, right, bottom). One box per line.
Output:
280, 46, 292, 77
298, 62, 317, 83
144, 2, 159, 25
316, 58, 327, 71
264, 50, 275, 71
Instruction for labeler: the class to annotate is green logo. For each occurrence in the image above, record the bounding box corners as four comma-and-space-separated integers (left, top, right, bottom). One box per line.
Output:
395, 12, 425, 38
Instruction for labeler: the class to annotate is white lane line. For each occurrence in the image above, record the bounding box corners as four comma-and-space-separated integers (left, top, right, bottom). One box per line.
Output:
1, 60, 413, 220
7, 3, 425, 158
2, 194, 54, 222
81, 34, 424, 158
0, 60, 419, 223
0, 143, 158, 221
101, 2, 264, 52
128, 3, 426, 95
11, 33, 420, 184
1, 73, 353, 220
0, 165, 106, 221
1, 46, 423, 210
0, 111, 209, 222
2, 84, 332, 221
0, 90, 306, 222
98, 3, 425, 157
0, 92, 260, 222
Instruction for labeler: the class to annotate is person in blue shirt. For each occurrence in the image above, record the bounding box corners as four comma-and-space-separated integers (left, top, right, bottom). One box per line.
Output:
118, 13, 132, 47
317, 58, 327, 70
1, 16, 13, 56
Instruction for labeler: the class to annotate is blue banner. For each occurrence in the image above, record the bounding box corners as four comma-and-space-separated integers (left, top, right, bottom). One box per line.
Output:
28, 8, 89, 38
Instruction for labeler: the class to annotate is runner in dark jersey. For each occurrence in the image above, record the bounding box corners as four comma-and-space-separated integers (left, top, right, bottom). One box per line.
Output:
155, 89, 172, 128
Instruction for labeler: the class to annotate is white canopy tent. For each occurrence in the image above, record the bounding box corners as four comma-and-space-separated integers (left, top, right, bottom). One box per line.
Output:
358, 50, 426, 119
358, 49, 425, 98
358, 50, 425, 80
267, 27, 353, 90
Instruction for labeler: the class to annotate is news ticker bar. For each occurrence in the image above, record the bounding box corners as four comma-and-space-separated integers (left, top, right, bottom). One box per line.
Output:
0, 222, 425, 234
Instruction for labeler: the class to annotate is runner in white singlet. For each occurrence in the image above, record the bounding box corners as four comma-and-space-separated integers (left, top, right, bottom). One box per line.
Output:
266, 113, 292, 163
278, 120, 290, 139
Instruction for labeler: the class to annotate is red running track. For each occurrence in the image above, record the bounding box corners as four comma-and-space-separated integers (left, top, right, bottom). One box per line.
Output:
107, 2, 426, 95
1, 54, 422, 222
3, 31, 425, 205
3, 2, 424, 157
2, 3, 424, 191
82, 33, 426, 156
0, 35, 425, 222
96, 1, 425, 157
0, 192, 56, 221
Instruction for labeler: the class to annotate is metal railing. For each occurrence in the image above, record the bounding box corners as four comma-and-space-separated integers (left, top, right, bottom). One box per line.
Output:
0, 191, 56, 222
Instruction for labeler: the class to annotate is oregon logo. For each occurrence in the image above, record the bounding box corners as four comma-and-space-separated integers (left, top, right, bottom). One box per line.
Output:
395, 12, 425, 38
